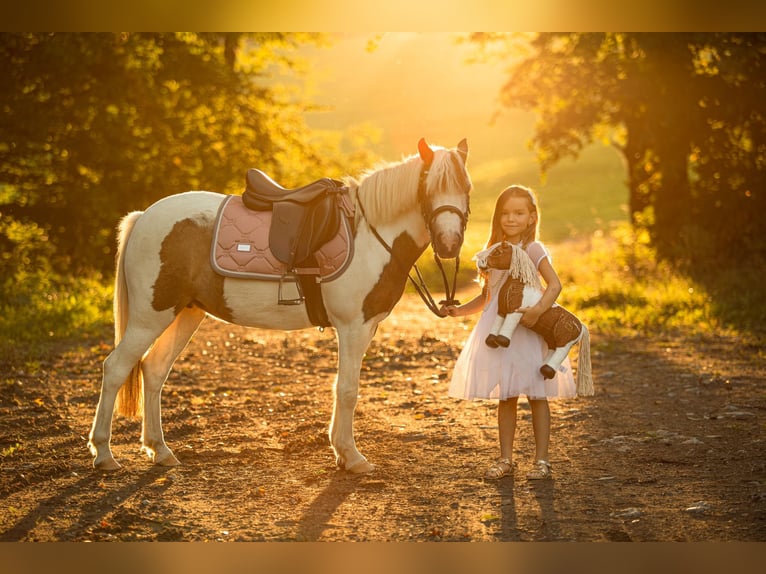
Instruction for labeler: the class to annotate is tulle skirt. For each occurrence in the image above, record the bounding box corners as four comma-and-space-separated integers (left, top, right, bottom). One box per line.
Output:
448, 294, 576, 401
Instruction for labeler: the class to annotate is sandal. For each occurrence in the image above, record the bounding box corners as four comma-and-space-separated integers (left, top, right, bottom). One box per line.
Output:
526, 459, 552, 480
484, 457, 514, 480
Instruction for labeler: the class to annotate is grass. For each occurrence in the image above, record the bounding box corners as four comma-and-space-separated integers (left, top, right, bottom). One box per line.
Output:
417, 221, 759, 341
4, 223, 762, 368
552, 225, 734, 339
0, 271, 113, 365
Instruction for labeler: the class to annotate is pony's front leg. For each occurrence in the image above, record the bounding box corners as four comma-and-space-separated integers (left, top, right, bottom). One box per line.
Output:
330, 323, 377, 473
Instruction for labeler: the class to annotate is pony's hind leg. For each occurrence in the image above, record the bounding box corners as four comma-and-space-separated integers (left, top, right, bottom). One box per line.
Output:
139, 307, 206, 466
88, 323, 166, 470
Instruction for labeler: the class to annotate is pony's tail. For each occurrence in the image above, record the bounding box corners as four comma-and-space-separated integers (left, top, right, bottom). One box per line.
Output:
575, 324, 594, 397
114, 212, 145, 418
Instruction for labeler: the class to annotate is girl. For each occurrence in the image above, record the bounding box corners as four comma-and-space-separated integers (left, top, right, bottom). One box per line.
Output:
441, 185, 576, 480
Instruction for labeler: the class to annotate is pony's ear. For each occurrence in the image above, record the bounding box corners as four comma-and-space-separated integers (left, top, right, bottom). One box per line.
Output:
456, 138, 468, 162
418, 138, 434, 167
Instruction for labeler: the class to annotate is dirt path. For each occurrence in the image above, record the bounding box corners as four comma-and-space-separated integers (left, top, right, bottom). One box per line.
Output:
1, 293, 764, 541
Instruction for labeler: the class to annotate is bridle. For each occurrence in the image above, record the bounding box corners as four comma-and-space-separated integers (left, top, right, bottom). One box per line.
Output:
357, 158, 470, 317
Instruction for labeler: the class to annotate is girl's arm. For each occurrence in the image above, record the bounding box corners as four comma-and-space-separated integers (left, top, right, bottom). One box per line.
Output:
441, 285, 488, 317
518, 257, 562, 328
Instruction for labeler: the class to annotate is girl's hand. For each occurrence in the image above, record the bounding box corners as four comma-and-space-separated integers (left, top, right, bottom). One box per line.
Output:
517, 306, 542, 328
440, 304, 460, 317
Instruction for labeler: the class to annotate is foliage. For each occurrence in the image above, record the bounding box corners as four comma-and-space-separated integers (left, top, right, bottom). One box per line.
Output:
467, 33, 766, 264
0, 269, 112, 364
553, 223, 765, 340
0, 32, 377, 277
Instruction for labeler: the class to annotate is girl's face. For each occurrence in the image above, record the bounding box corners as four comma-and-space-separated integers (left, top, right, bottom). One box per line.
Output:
499, 195, 535, 243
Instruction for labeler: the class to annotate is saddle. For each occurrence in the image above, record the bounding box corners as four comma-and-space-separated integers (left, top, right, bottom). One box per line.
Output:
225, 169, 355, 327
242, 169, 352, 268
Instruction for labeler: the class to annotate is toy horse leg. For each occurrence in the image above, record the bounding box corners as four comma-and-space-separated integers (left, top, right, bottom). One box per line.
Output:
494, 311, 523, 348
139, 306, 206, 466
485, 314, 508, 347
539, 331, 582, 380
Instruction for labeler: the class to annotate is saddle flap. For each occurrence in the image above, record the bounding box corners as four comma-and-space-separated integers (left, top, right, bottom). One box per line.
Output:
269, 195, 340, 265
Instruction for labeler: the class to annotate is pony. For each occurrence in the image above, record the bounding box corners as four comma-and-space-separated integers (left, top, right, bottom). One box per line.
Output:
88, 138, 472, 473
476, 241, 593, 396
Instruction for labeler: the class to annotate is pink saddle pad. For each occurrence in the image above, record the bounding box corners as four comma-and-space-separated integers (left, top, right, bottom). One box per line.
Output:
211, 195, 353, 281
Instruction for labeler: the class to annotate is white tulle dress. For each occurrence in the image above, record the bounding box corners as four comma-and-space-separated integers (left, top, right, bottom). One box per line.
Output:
448, 242, 576, 401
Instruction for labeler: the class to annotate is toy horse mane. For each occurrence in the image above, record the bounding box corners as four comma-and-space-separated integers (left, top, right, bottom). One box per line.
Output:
478, 242, 542, 291
507, 243, 542, 291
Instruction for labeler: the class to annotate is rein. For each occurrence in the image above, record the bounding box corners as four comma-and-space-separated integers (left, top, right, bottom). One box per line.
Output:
356, 162, 466, 318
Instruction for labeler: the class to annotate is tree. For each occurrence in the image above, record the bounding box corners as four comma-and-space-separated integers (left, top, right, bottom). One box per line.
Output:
0, 33, 374, 276
469, 32, 766, 263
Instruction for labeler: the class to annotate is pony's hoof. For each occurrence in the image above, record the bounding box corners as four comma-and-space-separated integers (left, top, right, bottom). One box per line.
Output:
485, 334, 499, 348
155, 452, 181, 467
540, 365, 556, 380
346, 459, 376, 474
93, 456, 122, 471
495, 335, 511, 347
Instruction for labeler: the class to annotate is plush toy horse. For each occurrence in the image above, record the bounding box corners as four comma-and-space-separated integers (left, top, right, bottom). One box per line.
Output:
476, 241, 593, 396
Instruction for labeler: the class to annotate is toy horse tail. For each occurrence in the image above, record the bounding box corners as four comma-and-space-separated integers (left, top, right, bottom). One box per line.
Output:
575, 324, 594, 397
114, 211, 145, 418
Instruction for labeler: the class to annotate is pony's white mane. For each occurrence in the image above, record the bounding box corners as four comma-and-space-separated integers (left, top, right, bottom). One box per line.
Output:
347, 146, 459, 226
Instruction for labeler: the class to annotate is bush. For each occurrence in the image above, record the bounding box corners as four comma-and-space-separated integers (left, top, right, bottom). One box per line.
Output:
551, 222, 753, 339
0, 270, 112, 364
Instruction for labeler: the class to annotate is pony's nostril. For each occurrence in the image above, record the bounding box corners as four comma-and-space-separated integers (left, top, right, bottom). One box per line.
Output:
436, 233, 463, 258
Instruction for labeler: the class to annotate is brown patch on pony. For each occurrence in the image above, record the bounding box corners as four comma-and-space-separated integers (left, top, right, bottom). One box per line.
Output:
362, 232, 425, 322
152, 217, 234, 322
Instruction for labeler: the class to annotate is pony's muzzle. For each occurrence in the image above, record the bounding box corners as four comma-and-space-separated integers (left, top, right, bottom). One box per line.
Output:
430, 209, 466, 259
433, 230, 464, 259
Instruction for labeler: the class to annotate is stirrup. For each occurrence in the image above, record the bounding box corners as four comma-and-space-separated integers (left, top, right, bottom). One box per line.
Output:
278, 274, 304, 305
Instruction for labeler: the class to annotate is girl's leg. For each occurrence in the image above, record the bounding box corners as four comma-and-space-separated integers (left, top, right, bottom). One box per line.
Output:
498, 397, 518, 460
527, 398, 552, 479
485, 398, 518, 479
